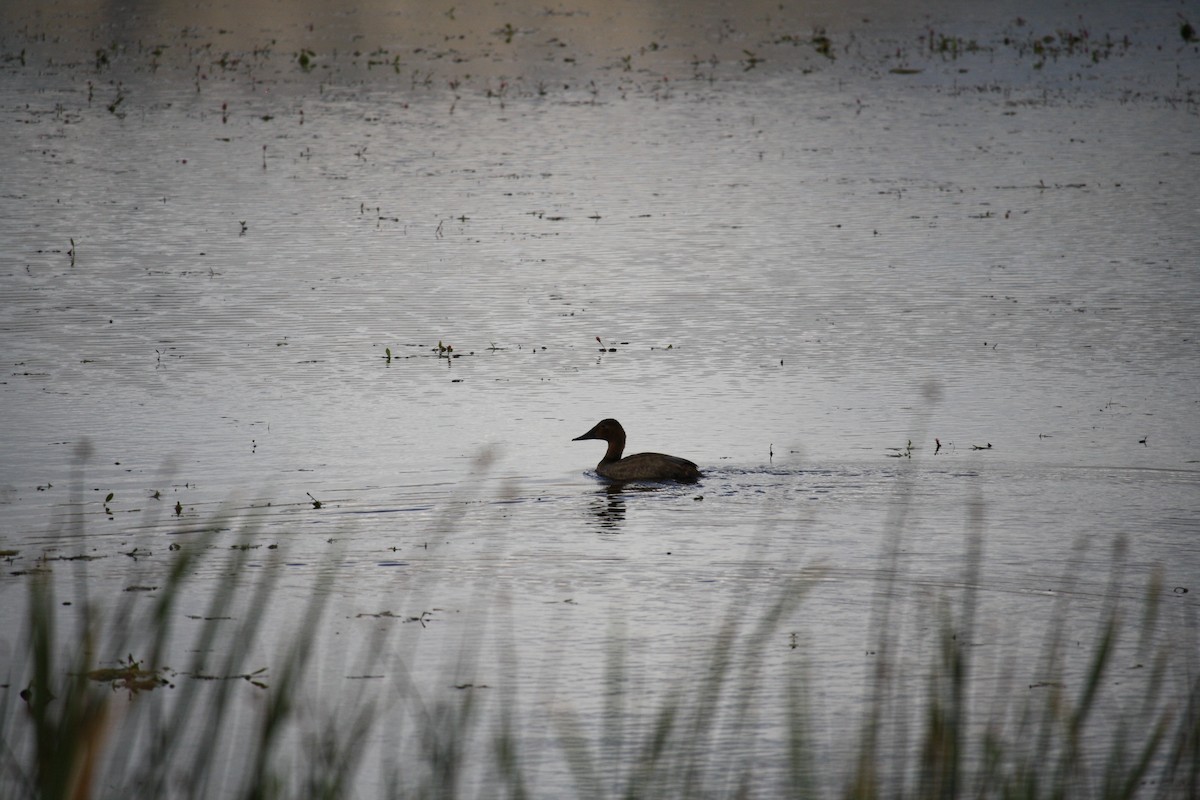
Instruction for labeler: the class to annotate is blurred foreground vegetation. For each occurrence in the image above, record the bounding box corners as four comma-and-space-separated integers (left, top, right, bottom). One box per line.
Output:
1, 512, 1197, 799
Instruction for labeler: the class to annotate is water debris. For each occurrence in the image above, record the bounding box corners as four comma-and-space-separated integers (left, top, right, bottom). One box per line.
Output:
86, 656, 170, 693
307, 492, 322, 509
1182, 17, 1198, 43
971, 443, 993, 450
107, 87, 125, 117
811, 29, 834, 59
188, 667, 268, 689
357, 609, 434, 626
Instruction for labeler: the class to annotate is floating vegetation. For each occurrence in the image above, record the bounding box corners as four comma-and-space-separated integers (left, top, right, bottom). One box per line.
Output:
926, 30, 982, 57
106, 87, 125, 117
187, 666, 269, 689
427, 340, 475, 360
296, 48, 316, 71
85, 655, 170, 693
1183, 16, 1198, 43
811, 28, 834, 60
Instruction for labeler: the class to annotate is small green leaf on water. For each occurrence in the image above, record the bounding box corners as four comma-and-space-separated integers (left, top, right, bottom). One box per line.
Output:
105, 492, 114, 503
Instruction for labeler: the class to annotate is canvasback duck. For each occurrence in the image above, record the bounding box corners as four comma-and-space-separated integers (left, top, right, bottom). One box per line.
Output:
573, 418, 701, 483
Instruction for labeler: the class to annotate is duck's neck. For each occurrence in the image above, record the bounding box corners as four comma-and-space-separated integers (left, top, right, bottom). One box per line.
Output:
600, 434, 626, 464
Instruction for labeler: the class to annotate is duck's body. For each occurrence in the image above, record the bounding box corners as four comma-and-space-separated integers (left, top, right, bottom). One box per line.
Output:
573, 418, 701, 483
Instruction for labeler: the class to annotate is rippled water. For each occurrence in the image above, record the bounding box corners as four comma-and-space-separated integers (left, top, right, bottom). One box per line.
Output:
1, 0, 1198, 794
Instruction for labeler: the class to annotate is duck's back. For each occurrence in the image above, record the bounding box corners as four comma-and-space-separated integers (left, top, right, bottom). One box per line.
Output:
597, 452, 701, 483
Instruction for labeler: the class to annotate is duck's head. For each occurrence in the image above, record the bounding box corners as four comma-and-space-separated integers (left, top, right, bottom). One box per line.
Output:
573, 418, 625, 443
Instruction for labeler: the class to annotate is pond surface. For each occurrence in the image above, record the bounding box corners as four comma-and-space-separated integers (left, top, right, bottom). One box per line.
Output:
1, 0, 1198, 795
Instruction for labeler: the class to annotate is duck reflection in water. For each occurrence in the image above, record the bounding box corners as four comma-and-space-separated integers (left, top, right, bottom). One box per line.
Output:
573, 418, 701, 483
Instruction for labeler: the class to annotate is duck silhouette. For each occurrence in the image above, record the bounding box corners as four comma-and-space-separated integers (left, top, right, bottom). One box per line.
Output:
573, 418, 700, 483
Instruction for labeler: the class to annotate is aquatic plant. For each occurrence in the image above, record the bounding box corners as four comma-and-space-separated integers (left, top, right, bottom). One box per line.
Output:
1181, 16, 1198, 43
811, 29, 834, 60
741, 49, 764, 71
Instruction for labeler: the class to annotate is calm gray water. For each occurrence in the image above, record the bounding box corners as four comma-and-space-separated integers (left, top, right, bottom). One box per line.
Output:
1, 0, 1198, 795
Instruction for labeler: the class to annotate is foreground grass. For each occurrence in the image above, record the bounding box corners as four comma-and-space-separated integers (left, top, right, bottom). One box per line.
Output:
1, 510, 1197, 799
